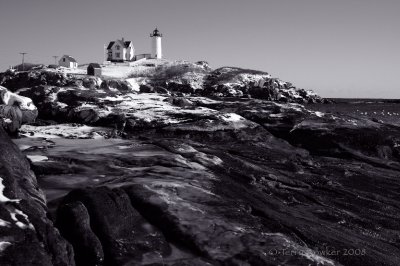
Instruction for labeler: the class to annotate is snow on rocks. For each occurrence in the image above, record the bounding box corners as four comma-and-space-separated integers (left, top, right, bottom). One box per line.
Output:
26, 155, 49, 162
0, 242, 11, 252
314, 111, 325, 118
20, 124, 109, 139
0, 86, 36, 111
125, 78, 146, 92
9, 209, 35, 230
0, 218, 11, 227
0, 85, 38, 132
0, 177, 20, 203
219, 113, 245, 122
97, 93, 221, 129
1, 118, 12, 124
167, 71, 208, 92
0, 175, 35, 250
204, 67, 323, 102
222, 72, 272, 89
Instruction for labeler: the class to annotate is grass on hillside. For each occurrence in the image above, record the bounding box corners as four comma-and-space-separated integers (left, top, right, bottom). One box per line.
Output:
128, 62, 208, 81
208, 67, 269, 84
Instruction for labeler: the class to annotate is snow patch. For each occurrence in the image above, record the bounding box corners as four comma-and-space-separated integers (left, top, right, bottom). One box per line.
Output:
80, 103, 98, 109
0, 218, 11, 227
117, 145, 133, 150
20, 124, 109, 139
10, 209, 34, 230
0, 177, 19, 203
220, 113, 244, 122
0, 177, 34, 230
17, 144, 32, 151
125, 78, 145, 91
27, 155, 48, 162
0, 242, 11, 252
195, 152, 223, 166
1, 90, 37, 111
103, 95, 127, 102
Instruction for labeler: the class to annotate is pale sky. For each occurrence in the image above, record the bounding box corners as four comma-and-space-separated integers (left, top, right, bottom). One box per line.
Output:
0, 0, 399, 98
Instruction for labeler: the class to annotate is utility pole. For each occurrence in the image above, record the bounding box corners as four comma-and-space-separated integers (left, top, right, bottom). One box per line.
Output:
104, 44, 107, 63
19, 52, 27, 71
52, 56, 59, 65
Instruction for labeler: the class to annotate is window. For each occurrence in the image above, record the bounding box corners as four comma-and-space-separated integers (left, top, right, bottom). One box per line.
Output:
116, 45, 120, 50
63, 58, 65, 62
116, 53, 120, 58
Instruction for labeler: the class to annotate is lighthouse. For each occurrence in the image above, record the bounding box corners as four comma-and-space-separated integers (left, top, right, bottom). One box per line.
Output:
150, 27, 162, 59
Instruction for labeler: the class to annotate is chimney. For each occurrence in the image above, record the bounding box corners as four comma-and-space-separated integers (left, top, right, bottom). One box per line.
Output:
122, 37, 124, 43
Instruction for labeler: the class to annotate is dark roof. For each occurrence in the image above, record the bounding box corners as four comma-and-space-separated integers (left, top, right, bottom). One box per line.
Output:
62, 55, 77, 62
107, 41, 115, 49
88, 63, 101, 68
107, 40, 132, 50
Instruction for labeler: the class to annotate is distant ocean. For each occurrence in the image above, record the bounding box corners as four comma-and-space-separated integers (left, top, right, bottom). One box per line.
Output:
327, 98, 400, 104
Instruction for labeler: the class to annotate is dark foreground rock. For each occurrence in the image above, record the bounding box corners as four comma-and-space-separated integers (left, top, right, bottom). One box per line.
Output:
57, 187, 174, 266
47, 135, 337, 266
0, 127, 74, 266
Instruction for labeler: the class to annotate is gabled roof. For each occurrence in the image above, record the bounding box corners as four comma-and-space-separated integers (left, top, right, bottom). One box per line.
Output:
61, 55, 77, 62
107, 40, 133, 50
107, 41, 115, 50
88, 63, 101, 68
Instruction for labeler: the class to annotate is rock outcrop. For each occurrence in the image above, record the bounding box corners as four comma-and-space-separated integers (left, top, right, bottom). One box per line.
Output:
0, 127, 74, 265
202, 67, 322, 103
1, 63, 324, 103
0, 86, 38, 133
0, 70, 74, 91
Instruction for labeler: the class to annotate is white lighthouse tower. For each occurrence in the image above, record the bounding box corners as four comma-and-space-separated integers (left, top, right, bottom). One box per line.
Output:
150, 27, 162, 59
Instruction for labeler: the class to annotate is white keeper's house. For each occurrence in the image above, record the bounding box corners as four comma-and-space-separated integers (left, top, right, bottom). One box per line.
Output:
106, 38, 135, 62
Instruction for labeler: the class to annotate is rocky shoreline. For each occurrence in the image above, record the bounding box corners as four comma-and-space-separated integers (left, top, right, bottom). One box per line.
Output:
0, 127, 74, 265
1, 65, 400, 265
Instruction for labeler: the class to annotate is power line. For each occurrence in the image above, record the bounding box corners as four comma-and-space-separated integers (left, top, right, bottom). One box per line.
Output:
19, 52, 27, 71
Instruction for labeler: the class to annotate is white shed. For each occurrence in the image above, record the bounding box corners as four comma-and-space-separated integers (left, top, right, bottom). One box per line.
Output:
59, 55, 78, 68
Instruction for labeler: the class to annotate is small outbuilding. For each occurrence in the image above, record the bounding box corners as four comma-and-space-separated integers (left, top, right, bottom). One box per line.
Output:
87, 63, 102, 76
59, 55, 78, 68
